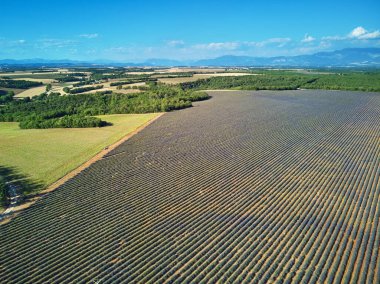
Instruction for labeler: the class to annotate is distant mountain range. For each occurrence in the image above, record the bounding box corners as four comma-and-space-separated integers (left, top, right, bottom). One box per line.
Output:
1, 48, 379, 68
194, 48, 380, 67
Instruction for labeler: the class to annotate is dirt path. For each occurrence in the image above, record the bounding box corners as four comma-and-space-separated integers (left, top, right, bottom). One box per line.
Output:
0, 113, 164, 224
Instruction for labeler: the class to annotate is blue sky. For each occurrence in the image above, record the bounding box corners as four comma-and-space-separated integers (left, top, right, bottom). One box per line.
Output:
1, 0, 379, 61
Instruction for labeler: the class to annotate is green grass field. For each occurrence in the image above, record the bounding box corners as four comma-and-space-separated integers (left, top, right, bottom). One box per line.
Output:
0, 113, 160, 188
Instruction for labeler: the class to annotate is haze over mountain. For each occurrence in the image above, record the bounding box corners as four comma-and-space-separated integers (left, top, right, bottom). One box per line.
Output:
0, 48, 379, 68
194, 48, 380, 67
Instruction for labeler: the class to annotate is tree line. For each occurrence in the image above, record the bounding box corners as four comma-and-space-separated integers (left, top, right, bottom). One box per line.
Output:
19, 115, 108, 129
56, 76, 84, 82
0, 79, 43, 89
110, 78, 156, 86
0, 85, 209, 129
65, 85, 104, 94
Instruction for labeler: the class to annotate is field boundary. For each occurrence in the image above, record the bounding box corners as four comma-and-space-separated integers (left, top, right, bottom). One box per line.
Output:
0, 113, 165, 224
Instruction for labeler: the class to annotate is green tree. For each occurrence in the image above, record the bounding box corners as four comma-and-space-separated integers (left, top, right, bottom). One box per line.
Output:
46, 84, 52, 92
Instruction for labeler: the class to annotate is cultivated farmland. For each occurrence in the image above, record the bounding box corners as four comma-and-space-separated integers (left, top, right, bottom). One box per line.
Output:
0, 113, 160, 186
1, 90, 379, 283
14, 86, 48, 98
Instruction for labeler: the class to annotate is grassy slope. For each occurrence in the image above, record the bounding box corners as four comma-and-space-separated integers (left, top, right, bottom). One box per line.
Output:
0, 113, 159, 187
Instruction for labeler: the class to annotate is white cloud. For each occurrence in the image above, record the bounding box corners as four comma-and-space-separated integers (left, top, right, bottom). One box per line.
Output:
322, 35, 346, 41
193, 42, 240, 50
322, 26, 380, 42
105, 46, 131, 53
296, 40, 332, 54
0, 39, 27, 46
301, 34, 315, 43
349, 26, 380, 39
79, 33, 99, 39
166, 40, 185, 47
264, 37, 292, 45
37, 39, 77, 49
350, 26, 367, 37
358, 30, 380, 39
250, 38, 291, 47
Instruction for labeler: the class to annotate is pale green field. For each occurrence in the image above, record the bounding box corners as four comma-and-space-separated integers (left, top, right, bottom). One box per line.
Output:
0, 113, 160, 186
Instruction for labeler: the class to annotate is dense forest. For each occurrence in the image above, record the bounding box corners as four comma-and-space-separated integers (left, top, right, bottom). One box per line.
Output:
181, 71, 380, 92
300, 72, 380, 91
0, 85, 209, 129
0, 90, 15, 104
181, 75, 315, 90
0, 79, 43, 89
56, 76, 83, 82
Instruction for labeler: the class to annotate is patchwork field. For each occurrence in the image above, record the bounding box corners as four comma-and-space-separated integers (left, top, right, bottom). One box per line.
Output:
12, 77, 56, 84
0, 113, 159, 186
158, 68, 232, 73
1, 90, 380, 283
14, 86, 47, 98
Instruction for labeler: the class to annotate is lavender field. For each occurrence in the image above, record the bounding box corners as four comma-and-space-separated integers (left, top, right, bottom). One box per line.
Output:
1, 90, 379, 283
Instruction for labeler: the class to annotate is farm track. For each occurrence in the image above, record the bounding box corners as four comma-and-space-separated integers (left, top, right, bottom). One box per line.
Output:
1, 90, 379, 283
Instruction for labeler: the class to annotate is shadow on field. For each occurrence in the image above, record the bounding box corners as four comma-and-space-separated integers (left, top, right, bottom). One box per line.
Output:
0, 165, 44, 209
